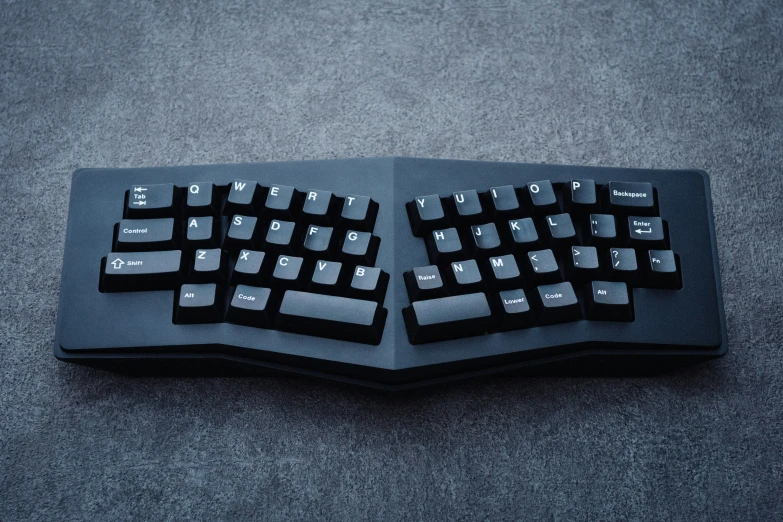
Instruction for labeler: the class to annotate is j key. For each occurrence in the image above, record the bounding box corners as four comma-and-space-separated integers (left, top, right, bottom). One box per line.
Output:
302, 190, 340, 226
425, 228, 465, 265
184, 216, 218, 249
263, 184, 302, 220
567, 246, 600, 282
627, 216, 666, 248
224, 180, 264, 216
404, 265, 446, 302
226, 285, 274, 328
191, 248, 228, 284
175, 283, 223, 324
508, 218, 540, 251
488, 254, 525, 290
525, 249, 561, 284
448, 259, 483, 294
126, 184, 177, 218
223, 215, 258, 252
101, 250, 182, 292
495, 289, 536, 331
115, 218, 175, 252
349, 266, 390, 303
403, 292, 495, 344
407, 194, 448, 236
604, 181, 655, 215
264, 220, 297, 255
309, 260, 343, 294
535, 282, 582, 325
270, 255, 305, 291
450, 190, 485, 225
302, 225, 334, 258
276, 291, 388, 345
485, 185, 521, 219
607, 248, 638, 281
586, 281, 633, 321
469, 223, 502, 257
646, 250, 681, 289
544, 213, 577, 249
564, 179, 597, 213
340, 195, 379, 232
230, 250, 266, 286
587, 214, 617, 246
522, 180, 559, 215
186, 182, 218, 216
341, 230, 380, 265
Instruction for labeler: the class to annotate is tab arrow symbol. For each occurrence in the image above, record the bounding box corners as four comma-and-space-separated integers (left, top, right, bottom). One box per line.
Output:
134, 187, 147, 192
110, 258, 124, 269
132, 201, 147, 206
635, 228, 652, 234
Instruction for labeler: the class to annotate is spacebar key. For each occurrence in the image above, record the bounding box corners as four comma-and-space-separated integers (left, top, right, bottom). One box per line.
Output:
275, 291, 388, 345
403, 292, 495, 344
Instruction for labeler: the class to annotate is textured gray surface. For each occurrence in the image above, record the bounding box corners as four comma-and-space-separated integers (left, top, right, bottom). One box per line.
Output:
1, 0, 782, 520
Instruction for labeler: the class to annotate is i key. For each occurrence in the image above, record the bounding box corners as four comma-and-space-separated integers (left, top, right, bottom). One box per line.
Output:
340, 195, 379, 232
126, 184, 177, 218
407, 195, 448, 237
485, 185, 521, 219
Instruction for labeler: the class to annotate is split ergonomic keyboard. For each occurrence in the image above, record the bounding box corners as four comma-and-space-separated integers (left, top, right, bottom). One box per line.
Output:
54, 158, 727, 389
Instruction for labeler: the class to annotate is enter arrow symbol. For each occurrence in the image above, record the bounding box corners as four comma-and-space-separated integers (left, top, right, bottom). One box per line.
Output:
635, 228, 652, 234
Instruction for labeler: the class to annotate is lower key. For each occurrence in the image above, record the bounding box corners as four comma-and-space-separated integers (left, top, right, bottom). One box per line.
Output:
403, 292, 495, 344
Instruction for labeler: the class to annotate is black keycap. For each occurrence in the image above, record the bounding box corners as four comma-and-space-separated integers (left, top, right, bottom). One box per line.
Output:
604, 181, 655, 215
101, 250, 182, 292
270, 255, 305, 290
607, 247, 638, 281
535, 282, 582, 324
469, 223, 502, 257
448, 259, 483, 294
627, 216, 666, 248
230, 249, 266, 286
450, 190, 485, 225
302, 190, 339, 225
184, 216, 217, 249
309, 260, 343, 294
341, 230, 380, 265
264, 220, 297, 255
175, 283, 223, 324
564, 179, 597, 212
587, 214, 617, 246
522, 180, 558, 214
544, 213, 577, 249
276, 291, 387, 345
488, 254, 525, 290
115, 218, 175, 252
495, 289, 536, 331
403, 292, 495, 344
226, 285, 274, 328
126, 183, 177, 218
566, 246, 600, 281
404, 265, 446, 302
340, 195, 379, 232
586, 281, 633, 321
224, 180, 264, 216
223, 215, 258, 252
186, 182, 218, 216
191, 248, 228, 283
263, 184, 302, 220
645, 250, 681, 289
302, 225, 334, 258
507, 218, 539, 251
525, 249, 561, 284
485, 185, 521, 218
349, 266, 390, 303
425, 228, 465, 265
406, 194, 448, 236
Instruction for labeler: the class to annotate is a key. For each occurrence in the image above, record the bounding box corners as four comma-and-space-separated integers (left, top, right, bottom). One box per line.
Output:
263, 184, 302, 221
223, 215, 258, 252
586, 281, 633, 321
535, 282, 582, 324
114, 218, 175, 252
469, 223, 502, 257
544, 213, 577, 249
495, 289, 536, 331
448, 259, 483, 294
184, 216, 218, 250
226, 285, 274, 328
450, 190, 485, 225
175, 283, 223, 324
485, 185, 521, 219
264, 220, 297, 255
126, 183, 177, 218
604, 181, 655, 215
607, 248, 638, 281
564, 179, 597, 213
341, 230, 380, 265
224, 180, 264, 216
302, 190, 340, 226
402, 292, 495, 344
269, 255, 305, 291
566, 246, 600, 282
101, 250, 182, 292
425, 228, 465, 265
404, 265, 446, 302
522, 180, 559, 214
340, 195, 379, 232
525, 249, 561, 284
191, 248, 228, 284
627, 216, 666, 248
349, 266, 390, 303
302, 225, 334, 258
587, 214, 617, 246
507, 218, 540, 251
487, 254, 525, 290
309, 260, 343, 294
230, 250, 266, 286
186, 182, 218, 216
645, 250, 681, 289
407, 194, 449, 237
276, 291, 387, 345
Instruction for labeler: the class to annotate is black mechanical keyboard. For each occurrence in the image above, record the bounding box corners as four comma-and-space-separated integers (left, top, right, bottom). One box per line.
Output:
54, 158, 727, 389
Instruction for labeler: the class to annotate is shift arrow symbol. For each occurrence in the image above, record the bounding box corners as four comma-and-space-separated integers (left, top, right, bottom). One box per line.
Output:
111, 258, 124, 269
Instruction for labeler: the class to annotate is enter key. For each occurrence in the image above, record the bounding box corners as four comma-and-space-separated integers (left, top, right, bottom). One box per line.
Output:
627, 216, 666, 248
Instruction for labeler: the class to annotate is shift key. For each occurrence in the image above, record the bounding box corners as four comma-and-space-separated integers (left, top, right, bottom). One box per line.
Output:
101, 250, 182, 292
